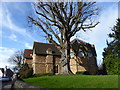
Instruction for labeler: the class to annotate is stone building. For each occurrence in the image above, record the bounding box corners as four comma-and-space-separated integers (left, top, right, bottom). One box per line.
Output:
24, 49, 33, 68
70, 39, 98, 74
24, 39, 98, 75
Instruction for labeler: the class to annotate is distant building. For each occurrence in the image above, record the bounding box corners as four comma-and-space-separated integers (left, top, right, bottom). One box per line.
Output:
24, 39, 98, 75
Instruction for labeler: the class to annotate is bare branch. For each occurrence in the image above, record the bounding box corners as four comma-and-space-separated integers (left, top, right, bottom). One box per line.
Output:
28, 2, 99, 73
8, 50, 24, 67
82, 22, 100, 29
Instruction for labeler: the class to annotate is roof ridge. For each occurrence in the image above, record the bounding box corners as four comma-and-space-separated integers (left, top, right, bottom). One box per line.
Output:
71, 38, 91, 45
24, 49, 33, 50
34, 41, 53, 45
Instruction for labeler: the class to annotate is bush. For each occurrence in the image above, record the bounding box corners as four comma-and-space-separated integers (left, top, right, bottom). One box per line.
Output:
76, 71, 90, 75
76, 71, 84, 75
20, 68, 33, 79
83, 71, 90, 75
104, 54, 120, 75
19, 63, 33, 79
34, 73, 52, 77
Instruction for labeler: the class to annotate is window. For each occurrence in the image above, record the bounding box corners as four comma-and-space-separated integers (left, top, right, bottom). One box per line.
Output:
78, 52, 84, 57
70, 52, 75, 58
55, 65, 58, 73
46, 48, 52, 54
88, 52, 93, 57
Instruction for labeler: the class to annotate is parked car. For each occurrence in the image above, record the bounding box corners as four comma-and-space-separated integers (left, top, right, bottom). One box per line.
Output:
0, 76, 11, 82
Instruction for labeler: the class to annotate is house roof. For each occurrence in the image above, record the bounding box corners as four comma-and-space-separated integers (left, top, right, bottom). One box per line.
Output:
24, 49, 33, 59
24, 39, 97, 58
33, 42, 61, 56
71, 39, 88, 46
71, 39, 97, 56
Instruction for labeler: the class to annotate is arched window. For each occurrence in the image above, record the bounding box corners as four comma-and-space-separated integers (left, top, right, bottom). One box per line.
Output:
46, 48, 52, 54
88, 52, 93, 57
78, 52, 84, 57
55, 65, 58, 73
70, 52, 75, 58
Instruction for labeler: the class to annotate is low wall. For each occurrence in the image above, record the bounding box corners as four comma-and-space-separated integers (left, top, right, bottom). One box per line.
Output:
13, 80, 49, 90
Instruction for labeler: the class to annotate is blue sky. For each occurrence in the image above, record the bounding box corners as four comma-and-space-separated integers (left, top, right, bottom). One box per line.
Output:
0, 1, 119, 69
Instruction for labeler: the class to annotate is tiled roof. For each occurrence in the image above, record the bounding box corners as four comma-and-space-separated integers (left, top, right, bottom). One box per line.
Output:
24, 39, 97, 57
33, 42, 61, 56
71, 39, 97, 56
71, 38, 95, 47
71, 39, 87, 46
24, 49, 33, 59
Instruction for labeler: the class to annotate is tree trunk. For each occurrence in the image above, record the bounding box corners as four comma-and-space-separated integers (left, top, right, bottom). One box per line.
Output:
60, 40, 73, 75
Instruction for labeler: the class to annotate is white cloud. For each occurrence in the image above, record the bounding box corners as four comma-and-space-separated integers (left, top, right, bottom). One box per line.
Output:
0, 47, 16, 68
1, 3, 36, 41
0, 30, 2, 47
76, 3, 118, 66
8, 33, 17, 42
24, 42, 32, 49
0, 3, 2, 46
0, 2, 118, 68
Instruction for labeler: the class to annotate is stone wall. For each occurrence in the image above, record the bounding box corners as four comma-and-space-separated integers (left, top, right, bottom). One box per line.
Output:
13, 80, 49, 89
32, 50, 36, 74
70, 58, 87, 74
24, 58, 33, 68
34, 63, 46, 74
70, 58, 77, 74
33, 54, 61, 74
29, 49, 98, 75
34, 55, 46, 74
32, 54, 98, 74
54, 56, 61, 74
75, 57, 98, 74
70, 56, 98, 74
46, 55, 53, 73
86, 57, 98, 75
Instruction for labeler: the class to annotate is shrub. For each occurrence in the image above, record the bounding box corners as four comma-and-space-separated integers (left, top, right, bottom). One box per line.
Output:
20, 68, 33, 79
76, 71, 84, 75
34, 73, 52, 77
19, 63, 33, 79
83, 71, 90, 75
104, 54, 120, 75
76, 71, 90, 75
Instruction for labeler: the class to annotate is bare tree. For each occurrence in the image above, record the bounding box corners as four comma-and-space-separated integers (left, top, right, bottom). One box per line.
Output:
28, 1, 99, 74
8, 50, 24, 72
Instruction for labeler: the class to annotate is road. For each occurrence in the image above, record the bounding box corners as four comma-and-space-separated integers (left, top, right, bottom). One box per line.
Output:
1, 80, 15, 90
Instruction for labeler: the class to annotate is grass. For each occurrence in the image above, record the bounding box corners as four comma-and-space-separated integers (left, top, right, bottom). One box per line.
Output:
23, 75, 118, 88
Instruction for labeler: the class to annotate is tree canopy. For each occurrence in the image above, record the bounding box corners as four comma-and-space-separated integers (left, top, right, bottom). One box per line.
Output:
8, 50, 24, 73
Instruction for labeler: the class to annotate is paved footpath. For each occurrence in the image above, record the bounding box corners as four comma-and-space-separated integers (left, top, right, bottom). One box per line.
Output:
1, 80, 15, 90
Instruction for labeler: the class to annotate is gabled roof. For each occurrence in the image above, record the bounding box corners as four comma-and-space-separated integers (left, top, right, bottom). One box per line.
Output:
71, 39, 97, 56
33, 42, 61, 56
24, 39, 97, 57
24, 49, 33, 59
71, 38, 95, 47
71, 39, 87, 46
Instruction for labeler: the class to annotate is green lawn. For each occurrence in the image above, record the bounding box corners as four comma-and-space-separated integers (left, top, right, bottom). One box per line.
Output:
23, 75, 118, 88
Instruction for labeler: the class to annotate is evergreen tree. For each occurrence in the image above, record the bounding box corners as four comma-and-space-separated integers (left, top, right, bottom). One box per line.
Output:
103, 18, 120, 75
